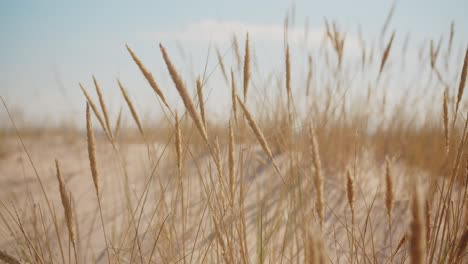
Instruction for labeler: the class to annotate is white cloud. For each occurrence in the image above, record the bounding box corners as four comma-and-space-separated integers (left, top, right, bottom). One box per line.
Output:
145, 19, 360, 51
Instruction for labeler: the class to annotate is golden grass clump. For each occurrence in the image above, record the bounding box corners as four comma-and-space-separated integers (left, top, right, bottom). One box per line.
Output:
159, 43, 209, 143
4, 11, 468, 264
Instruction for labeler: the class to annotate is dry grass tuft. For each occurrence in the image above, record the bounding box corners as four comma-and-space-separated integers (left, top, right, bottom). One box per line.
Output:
3, 13, 468, 264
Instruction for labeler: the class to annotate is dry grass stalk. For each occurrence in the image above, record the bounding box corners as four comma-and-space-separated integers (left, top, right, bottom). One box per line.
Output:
425, 200, 431, 243
447, 21, 455, 57
306, 55, 313, 96
454, 45, 468, 125
159, 43, 209, 143
443, 90, 450, 153
346, 166, 355, 263
236, 96, 273, 161
80, 83, 111, 140
196, 78, 207, 130
213, 137, 228, 212
211, 215, 231, 264
307, 227, 327, 264
86, 103, 100, 195
93, 75, 113, 140
285, 45, 291, 99
86, 103, 111, 264
232, 34, 242, 70
231, 69, 238, 126
309, 124, 324, 228
114, 107, 123, 140
243, 33, 250, 103
454, 229, 467, 262
324, 21, 345, 68
215, 47, 229, 84
175, 112, 182, 176
214, 137, 224, 179
409, 184, 426, 264
174, 111, 185, 261
0, 250, 21, 264
228, 121, 235, 203
385, 157, 393, 223
380, 2, 395, 37
55, 159, 75, 244
346, 168, 354, 213
117, 80, 145, 140
126, 44, 169, 108
379, 31, 395, 77
390, 234, 407, 261
429, 38, 443, 69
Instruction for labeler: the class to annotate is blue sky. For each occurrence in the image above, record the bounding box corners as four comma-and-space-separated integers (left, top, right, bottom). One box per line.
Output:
1, 0, 467, 125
